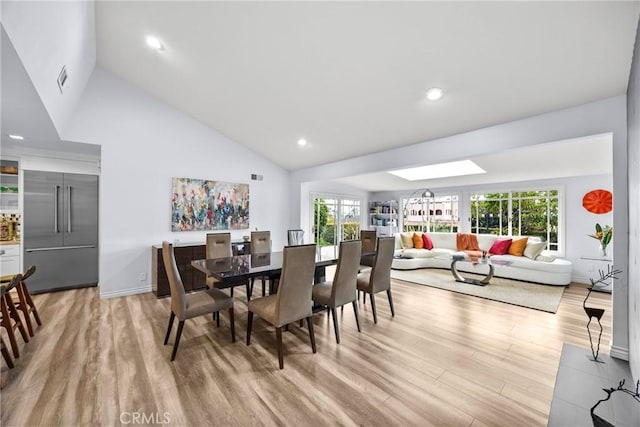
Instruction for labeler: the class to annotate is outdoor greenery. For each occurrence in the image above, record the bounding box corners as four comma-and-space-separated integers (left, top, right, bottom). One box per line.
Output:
471, 190, 559, 249
313, 198, 360, 246
313, 198, 331, 246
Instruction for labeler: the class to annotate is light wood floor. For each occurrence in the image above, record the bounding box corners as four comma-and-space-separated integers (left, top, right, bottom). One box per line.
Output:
1, 276, 611, 426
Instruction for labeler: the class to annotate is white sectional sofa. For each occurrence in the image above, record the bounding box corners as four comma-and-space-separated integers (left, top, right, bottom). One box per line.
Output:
391, 232, 572, 286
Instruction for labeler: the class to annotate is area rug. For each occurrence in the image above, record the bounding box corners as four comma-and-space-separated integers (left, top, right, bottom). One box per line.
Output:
390, 268, 565, 313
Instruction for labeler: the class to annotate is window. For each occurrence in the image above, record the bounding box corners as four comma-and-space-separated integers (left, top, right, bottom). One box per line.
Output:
471, 190, 559, 251
402, 194, 459, 233
311, 196, 361, 249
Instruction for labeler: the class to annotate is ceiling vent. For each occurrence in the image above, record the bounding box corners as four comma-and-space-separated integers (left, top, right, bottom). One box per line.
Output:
57, 65, 68, 93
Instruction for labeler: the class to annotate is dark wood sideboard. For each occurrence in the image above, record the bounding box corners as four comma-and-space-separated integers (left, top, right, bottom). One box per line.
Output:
151, 240, 251, 298
152, 243, 207, 297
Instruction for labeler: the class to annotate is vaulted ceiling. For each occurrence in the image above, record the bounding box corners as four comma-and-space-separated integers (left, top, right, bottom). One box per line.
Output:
94, 1, 639, 176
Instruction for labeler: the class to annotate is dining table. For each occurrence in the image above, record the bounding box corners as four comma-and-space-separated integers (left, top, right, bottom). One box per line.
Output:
191, 250, 330, 289
191, 247, 376, 290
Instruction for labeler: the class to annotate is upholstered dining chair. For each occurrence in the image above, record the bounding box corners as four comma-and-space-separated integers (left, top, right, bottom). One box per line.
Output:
356, 237, 395, 324
206, 233, 251, 301
0, 274, 29, 359
359, 229, 377, 272
250, 230, 272, 297
312, 239, 362, 343
287, 229, 304, 246
162, 241, 235, 361
246, 243, 317, 369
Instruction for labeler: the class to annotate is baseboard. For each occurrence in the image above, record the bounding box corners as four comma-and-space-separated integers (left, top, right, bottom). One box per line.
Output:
609, 344, 629, 361
571, 275, 591, 285
100, 284, 151, 299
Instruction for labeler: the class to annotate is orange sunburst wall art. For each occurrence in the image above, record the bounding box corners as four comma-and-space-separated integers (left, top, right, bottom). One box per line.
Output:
582, 189, 612, 214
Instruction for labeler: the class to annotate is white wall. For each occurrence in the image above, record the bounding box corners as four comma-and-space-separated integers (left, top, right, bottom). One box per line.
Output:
626, 12, 640, 382
291, 96, 630, 359
1, 1, 96, 136
63, 68, 290, 298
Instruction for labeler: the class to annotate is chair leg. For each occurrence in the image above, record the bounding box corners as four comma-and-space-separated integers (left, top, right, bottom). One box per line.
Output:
331, 308, 340, 344
276, 326, 284, 369
370, 293, 378, 324
262, 277, 266, 297
0, 296, 20, 358
164, 311, 175, 345
4, 293, 28, 343
307, 316, 317, 353
245, 282, 251, 302
230, 287, 234, 298
387, 289, 395, 317
228, 307, 236, 343
216, 310, 220, 327
14, 289, 34, 337
1, 337, 14, 369
246, 311, 254, 345
22, 283, 42, 326
170, 320, 185, 361
352, 301, 361, 332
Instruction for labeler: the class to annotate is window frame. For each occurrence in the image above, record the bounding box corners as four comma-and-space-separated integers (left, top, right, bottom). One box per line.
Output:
468, 185, 565, 255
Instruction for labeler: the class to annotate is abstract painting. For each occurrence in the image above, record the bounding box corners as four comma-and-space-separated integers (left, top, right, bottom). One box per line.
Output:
171, 177, 249, 231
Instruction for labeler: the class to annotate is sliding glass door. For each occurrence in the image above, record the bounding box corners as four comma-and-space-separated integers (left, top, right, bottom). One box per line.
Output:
312, 195, 361, 256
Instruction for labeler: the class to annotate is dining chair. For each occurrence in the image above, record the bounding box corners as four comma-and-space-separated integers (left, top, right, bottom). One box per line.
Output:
162, 241, 235, 361
312, 239, 362, 343
246, 243, 317, 369
250, 230, 272, 297
287, 229, 304, 246
0, 274, 29, 359
359, 229, 377, 272
3, 265, 42, 337
206, 233, 251, 301
356, 237, 395, 324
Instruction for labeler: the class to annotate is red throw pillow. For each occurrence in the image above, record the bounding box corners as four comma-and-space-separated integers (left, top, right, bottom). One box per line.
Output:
489, 238, 512, 255
422, 233, 434, 250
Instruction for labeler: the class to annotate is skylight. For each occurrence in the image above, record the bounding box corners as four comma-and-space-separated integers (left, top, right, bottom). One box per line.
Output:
388, 160, 486, 181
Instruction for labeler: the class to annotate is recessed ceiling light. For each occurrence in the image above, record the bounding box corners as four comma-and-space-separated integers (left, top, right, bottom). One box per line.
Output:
146, 36, 163, 50
8, 134, 24, 140
425, 87, 444, 101
297, 138, 308, 147
388, 160, 485, 181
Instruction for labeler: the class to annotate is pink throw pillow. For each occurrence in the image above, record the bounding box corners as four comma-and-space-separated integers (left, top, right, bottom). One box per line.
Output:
422, 233, 434, 250
489, 238, 512, 255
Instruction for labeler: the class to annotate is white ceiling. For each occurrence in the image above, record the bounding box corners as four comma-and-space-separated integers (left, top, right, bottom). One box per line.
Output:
334, 133, 613, 192
95, 1, 639, 178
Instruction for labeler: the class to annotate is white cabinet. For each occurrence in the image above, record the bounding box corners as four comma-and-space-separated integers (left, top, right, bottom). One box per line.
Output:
0, 244, 20, 276
369, 200, 399, 236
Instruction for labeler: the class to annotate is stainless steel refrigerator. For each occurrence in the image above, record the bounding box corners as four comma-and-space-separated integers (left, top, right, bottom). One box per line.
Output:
23, 171, 99, 293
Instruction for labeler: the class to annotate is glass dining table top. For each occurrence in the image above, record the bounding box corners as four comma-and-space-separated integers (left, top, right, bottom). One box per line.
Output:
191, 250, 341, 282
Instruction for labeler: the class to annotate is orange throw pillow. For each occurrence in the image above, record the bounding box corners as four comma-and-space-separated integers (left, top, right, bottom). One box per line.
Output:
412, 233, 424, 249
508, 237, 528, 256
456, 233, 480, 251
